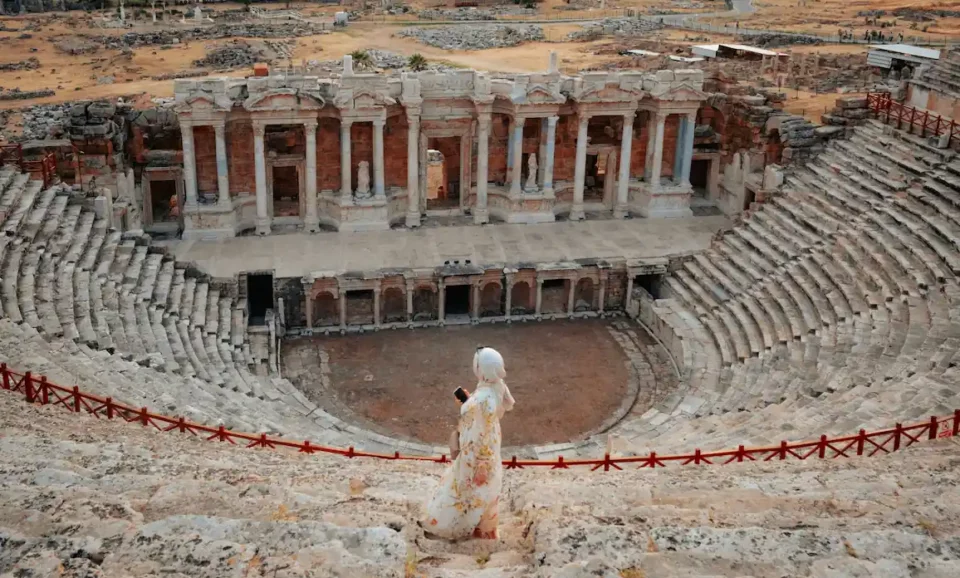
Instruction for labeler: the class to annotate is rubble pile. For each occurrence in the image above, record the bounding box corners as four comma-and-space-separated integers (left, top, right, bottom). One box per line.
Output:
299, 50, 454, 76
859, 8, 960, 21
54, 38, 100, 55
64, 100, 128, 156
192, 41, 263, 70
0, 58, 40, 72
566, 18, 663, 41
18, 103, 72, 141
416, 6, 536, 20
0, 88, 56, 101
821, 95, 871, 127
85, 22, 326, 49
747, 32, 822, 48
397, 24, 544, 50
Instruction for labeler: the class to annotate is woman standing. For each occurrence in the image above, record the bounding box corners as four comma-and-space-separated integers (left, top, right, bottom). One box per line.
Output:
423, 347, 515, 540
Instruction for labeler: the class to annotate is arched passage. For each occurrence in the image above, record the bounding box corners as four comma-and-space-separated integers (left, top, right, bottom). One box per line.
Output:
313, 292, 339, 327
382, 287, 406, 323
510, 281, 533, 315
574, 278, 595, 312
413, 286, 438, 321
479, 282, 502, 317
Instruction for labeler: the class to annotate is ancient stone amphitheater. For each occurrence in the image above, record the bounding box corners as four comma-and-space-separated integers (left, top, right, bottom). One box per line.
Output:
3, 116, 960, 575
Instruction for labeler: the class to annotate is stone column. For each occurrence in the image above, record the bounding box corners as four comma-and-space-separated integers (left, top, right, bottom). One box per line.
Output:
474, 113, 491, 224
537, 118, 546, 185
373, 118, 386, 199
566, 279, 576, 316
253, 121, 270, 235
504, 279, 513, 320
471, 282, 481, 320
339, 290, 348, 329
510, 117, 525, 197
373, 280, 381, 328
340, 119, 352, 198
673, 115, 687, 184
625, 275, 635, 313
678, 112, 697, 187
304, 286, 313, 330
506, 118, 515, 183
571, 113, 590, 220
405, 112, 421, 227
644, 112, 666, 190
535, 278, 544, 316
438, 280, 445, 323
181, 121, 198, 207
405, 280, 415, 322
543, 115, 558, 198
213, 122, 230, 207
598, 274, 607, 314
614, 112, 634, 218
304, 120, 319, 232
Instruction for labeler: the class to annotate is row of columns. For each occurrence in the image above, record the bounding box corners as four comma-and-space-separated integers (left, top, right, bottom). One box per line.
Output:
304, 275, 611, 330
180, 108, 696, 231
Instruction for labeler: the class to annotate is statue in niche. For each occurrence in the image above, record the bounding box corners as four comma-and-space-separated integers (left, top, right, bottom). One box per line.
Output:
355, 160, 372, 199
525, 154, 538, 190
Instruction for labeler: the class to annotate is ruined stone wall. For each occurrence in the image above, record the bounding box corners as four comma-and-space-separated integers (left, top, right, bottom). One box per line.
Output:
384, 115, 408, 189
351, 123, 374, 191
228, 120, 255, 196
629, 114, 681, 180
489, 114, 509, 184
276, 278, 305, 329
605, 271, 627, 310
552, 115, 578, 183
194, 126, 217, 196
317, 117, 341, 191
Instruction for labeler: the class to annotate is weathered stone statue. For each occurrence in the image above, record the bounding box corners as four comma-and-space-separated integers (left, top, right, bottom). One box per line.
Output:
525, 154, 538, 190
356, 161, 372, 199
194, 6, 202, 21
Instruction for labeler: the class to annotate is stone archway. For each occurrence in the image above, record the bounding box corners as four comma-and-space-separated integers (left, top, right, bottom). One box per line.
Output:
479, 282, 502, 317
574, 278, 595, 312
413, 286, 438, 321
382, 287, 406, 323
313, 291, 339, 327
510, 281, 533, 315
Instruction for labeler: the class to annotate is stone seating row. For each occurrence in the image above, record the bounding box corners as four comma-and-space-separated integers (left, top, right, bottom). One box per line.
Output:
0, 317, 443, 457
610, 121, 960, 456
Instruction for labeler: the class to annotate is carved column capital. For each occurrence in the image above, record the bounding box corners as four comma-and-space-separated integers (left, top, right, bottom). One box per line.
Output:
578, 114, 591, 128
514, 116, 526, 127
547, 115, 559, 127
341, 118, 353, 130
252, 121, 266, 138
623, 111, 637, 122
304, 119, 318, 134
373, 117, 386, 128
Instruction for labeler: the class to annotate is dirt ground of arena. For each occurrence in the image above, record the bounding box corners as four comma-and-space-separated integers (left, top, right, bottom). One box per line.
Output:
282, 319, 633, 447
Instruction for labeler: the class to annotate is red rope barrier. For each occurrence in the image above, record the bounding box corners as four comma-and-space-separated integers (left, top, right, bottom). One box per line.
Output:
0, 364, 955, 470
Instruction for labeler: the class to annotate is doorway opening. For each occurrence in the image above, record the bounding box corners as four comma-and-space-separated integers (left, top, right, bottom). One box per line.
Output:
541, 279, 568, 314
247, 272, 274, 326
743, 187, 756, 212
691, 159, 709, 198
426, 137, 460, 211
444, 284, 471, 317
272, 165, 300, 217
634, 274, 663, 300
584, 153, 604, 201
150, 179, 179, 223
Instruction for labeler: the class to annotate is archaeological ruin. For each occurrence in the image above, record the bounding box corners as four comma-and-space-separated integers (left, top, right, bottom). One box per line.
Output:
2, 1, 960, 573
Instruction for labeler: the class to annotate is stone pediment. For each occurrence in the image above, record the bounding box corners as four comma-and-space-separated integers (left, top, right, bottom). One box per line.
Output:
512, 83, 565, 105
574, 83, 646, 104
333, 88, 396, 110
243, 89, 326, 112
649, 82, 708, 102
175, 93, 232, 113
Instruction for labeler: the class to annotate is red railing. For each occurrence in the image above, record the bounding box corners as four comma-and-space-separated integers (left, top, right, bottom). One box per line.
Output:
0, 145, 58, 187
1, 362, 956, 470
867, 92, 958, 148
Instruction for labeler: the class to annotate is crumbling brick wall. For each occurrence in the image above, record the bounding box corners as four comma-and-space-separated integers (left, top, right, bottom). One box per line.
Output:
193, 125, 217, 196
317, 118, 341, 191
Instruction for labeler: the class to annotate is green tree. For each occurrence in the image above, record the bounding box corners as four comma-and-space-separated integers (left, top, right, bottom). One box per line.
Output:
350, 50, 373, 70
407, 53, 428, 72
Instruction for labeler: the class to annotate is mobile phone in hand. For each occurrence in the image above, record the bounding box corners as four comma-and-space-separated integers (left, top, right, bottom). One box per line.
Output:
453, 387, 469, 404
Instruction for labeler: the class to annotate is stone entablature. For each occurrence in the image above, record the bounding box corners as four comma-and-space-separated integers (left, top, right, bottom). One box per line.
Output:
173, 56, 707, 240
297, 257, 642, 333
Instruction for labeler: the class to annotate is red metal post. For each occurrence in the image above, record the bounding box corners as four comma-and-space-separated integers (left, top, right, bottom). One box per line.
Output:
818, 435, 828, 458
893, 423, 902, 452
856, 429, 866, 456
39, 376, 48, 405
929, 416, 939, 440
2, 363, 10, 391
954, 409, 960, 437
73, 386, 82, 413
24, 372, 33, 403
921, 111, 929, 137
105, 397, 114, 419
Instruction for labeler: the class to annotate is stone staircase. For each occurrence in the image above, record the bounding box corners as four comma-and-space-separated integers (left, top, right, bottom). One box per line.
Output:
2, 386, 959, 577
0, 170, 433, 457
623, 120, 960, 454
912, 48, 960, 100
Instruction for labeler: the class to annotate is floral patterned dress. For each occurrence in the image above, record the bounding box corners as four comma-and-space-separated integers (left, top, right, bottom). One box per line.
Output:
423, 385, 505, 540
